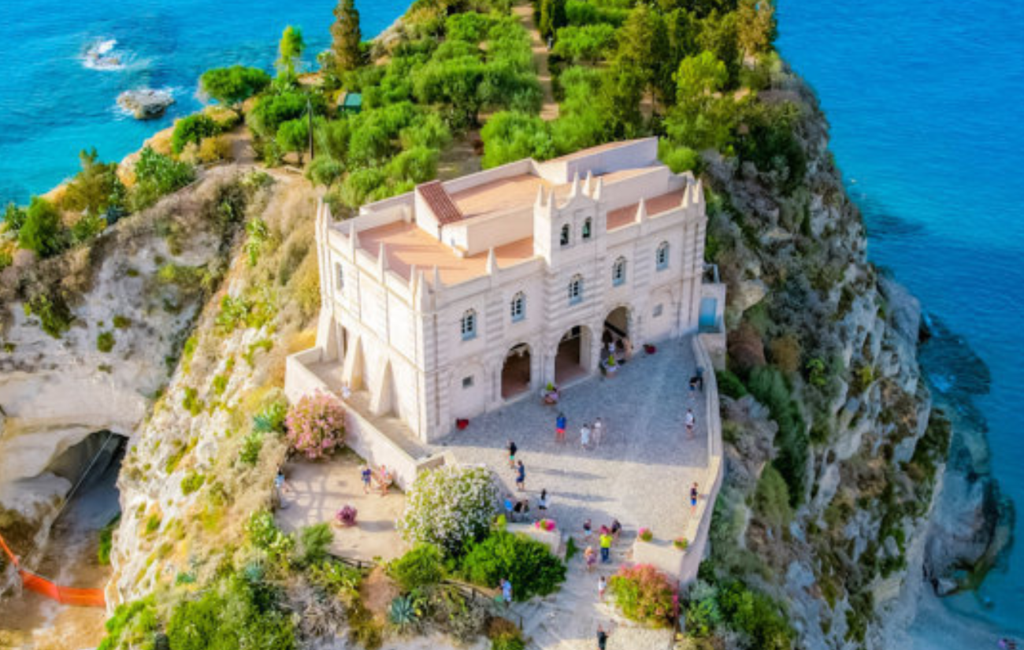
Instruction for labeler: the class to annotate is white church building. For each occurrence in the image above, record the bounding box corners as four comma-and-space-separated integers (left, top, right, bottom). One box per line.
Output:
291, 138, 724, 443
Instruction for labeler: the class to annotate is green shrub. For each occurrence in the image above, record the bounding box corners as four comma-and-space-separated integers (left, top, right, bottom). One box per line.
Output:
391, 544, 445, 592
308, 559, 362, 596
112, 315, 131, 329
717, 580, 793, 649
166, 573, 295, 650
459, 530, 566, 600
200, 65, 272, 106
97, 597, 159, 650
608, 564, 677, 627
246, 510, 295, 560
26, 293, 73, 338
253, 398, 289, 434
684, 580, 722, 637
97, 515, 120, 566
131, 147, 195, 211
239, 431, 263, 465
97, 330, 115, 352
18, 196, 66, 257
295, 523, 334, 567
181, 386, 204, 416
398, 465, 500, 555
747, 365, 807, 505
388, 594, 420, 632
172, 114, 220, 154
716, 369, 747, 398
181, 471, 206, 495
753, 464, 792, 532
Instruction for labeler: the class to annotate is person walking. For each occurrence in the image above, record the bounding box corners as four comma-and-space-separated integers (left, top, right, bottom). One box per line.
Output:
592, 417, 603, 447
582, 518, 593, 542
516, 460, 526, 491
556, 412, 567, 443
360, 465, 372, 495
685, 408, 696, 439
500, 578, 513, 609
580, 422, 591, 449
504, 495, 515, 521
599, 529, 613, 563
596, 624, 610, 650
508, 440, 518, 469
274, 468, 291, 509
690, 482, 699, 515
598, 575, 607, 601
696, 365, 705, 391
584, 546, 597, 572
610, 518, 622, 543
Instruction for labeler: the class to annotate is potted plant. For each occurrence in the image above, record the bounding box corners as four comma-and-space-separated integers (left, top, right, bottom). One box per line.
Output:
456, 418, 470, 430
602, 355, 619, 377
638, 527, 653, 542
673, 537, 689, 551
335, 505, 358, 527
534, 518, 556, 532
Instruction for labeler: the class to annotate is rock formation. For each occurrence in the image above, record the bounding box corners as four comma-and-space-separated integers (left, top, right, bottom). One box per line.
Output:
117, 89, 174, 120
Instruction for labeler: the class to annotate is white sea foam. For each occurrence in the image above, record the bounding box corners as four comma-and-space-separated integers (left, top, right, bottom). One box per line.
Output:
82, 38, 149, 72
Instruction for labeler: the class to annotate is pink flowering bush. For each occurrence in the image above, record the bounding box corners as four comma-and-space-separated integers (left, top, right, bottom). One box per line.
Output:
336, 505, 358, 527
608, 564, 678, 628
285, 391, 346, 459
638, 527, 653, 542
534, 519, 556, 532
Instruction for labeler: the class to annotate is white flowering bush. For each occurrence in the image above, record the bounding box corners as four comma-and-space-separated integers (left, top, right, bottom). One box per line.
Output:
398, 465, 500, 555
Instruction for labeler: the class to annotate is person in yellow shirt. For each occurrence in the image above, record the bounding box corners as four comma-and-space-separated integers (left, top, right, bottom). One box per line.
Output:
599, 530, 612, 563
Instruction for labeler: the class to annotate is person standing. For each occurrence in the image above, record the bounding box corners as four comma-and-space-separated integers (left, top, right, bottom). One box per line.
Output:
599, 529, 612, 563
537, 489, 549, 513
583, 518, 593, 542
580, 422, 591, 449
690, 482, 699, 515
584, 546, 597, 572
274, 468, 291, 509
592, 417, 603, 447
596, 624, 610, 650
508, 440, 518, 469
516, 460, 526, 491
505, 495, 515, 521
500, 578, 513, 609
556, 412, 567, 443
685, 408, 696, 439
696, 366, 705, 391
360, 465, 372, 495
610, 518, 622, 542
598, 575, 607, 601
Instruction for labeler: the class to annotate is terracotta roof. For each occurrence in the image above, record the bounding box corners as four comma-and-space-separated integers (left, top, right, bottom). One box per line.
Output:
417, 181, 463, 226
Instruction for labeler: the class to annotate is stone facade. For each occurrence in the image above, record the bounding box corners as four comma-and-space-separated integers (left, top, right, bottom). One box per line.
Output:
300, 138, 724, 442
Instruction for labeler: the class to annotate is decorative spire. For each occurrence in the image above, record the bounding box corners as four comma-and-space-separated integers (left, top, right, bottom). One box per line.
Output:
635, 197, 648, 223
583, 170, 594, 196
432, 265, 442, 290
486, 247, 497, 275
350, 227, 359, 255
694, 180, 705, 207
378, 242, 388, 274
682, 183, 693, 208
569, 171, 581, 198
593, 177, 604, 202
414, 269, 428, 311
535, 185, 546, 207
409, 263, 418, 292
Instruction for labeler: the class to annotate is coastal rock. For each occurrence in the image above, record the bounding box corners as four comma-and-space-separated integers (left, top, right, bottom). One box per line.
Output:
732, 277, 767, 313
117, 89, 174, 120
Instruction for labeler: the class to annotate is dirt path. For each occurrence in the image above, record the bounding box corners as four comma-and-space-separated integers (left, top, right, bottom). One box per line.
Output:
513, 3, 560, 121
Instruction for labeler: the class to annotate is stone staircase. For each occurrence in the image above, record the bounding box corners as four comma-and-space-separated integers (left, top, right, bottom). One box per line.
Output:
508, 531, 675, 650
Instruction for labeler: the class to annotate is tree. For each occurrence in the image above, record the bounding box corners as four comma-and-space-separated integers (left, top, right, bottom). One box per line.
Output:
551, 24, 617, 63
697, 10, 740, 81
538, 0, 567, 40
18, 197, 65, 257
614, 4, 673, 106
2, 203, 27, 234
61, 148, 125, 218
398, 465, 500, 555
736, 0, 776, 57
480, 111, 554, 168
277, 25, 305, 76
276, 118, 310, 164
200, 66, 271, 107
171, 114, 220, 154
675, 51, 729, 106
331, 0, 362, 73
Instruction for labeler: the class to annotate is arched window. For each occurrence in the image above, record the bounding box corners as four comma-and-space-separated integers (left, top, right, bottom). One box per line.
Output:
335, 262, 344, 291
510, 291, 526, 322
582, 217, 593, 241
612, 257, 627, 286
656, 241, 670, 271
568, 274, 584, 305
461, 309, 477, 341
560, 224, 571, 247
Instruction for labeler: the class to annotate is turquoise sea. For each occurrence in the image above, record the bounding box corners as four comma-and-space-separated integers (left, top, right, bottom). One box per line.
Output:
778, 0, 1024, 643
0, 0, 1020, 643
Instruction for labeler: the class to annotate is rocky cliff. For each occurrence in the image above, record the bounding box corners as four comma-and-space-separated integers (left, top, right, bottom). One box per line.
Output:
699, 78, 1010, 648
0, 166, 255, 559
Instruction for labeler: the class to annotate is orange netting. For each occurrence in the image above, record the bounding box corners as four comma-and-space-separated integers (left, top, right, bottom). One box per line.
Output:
1, 532, 106, 608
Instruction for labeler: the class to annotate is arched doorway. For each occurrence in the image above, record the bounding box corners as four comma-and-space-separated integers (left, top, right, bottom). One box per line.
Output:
603, 306, 630, 361
501, 343, 532, 400
555, 326, 590, 384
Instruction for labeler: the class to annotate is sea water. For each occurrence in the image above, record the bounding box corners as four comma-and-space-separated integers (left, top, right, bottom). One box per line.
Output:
778, 0, 1024, 643
0, 0, 407, 205
1, 0, 1021, 642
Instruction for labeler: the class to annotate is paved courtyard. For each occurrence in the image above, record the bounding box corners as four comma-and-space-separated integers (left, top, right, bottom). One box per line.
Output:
429, 335, 709, 544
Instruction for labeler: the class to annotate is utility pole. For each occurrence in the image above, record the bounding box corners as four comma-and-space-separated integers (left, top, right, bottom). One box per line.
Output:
307, 97, 315, 161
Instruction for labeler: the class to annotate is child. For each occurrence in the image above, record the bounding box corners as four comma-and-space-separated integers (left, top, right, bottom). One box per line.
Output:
582, 518, 593, 542
500, 578, 513, 609
584, 546, 597, 572
361, 465, 372, 495
556, 412, 567, 443
598, 576, 607, 601
685, 409, 696, 439
580, 423, 591, 449
592, 418, 603, 447
690, 482, 699, 514
537, 489, 549, 512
